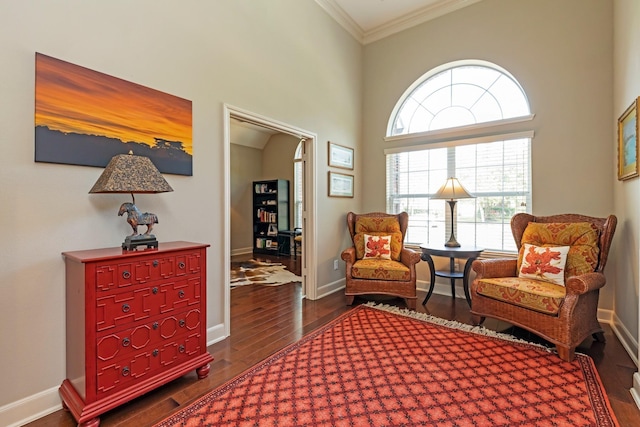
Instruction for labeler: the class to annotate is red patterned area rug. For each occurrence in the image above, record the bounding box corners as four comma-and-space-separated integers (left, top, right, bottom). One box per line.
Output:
155, 304, 618, 427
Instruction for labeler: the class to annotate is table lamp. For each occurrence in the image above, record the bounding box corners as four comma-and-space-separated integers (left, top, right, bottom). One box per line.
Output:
89, 151, 173, 250
431, 177, 474, 247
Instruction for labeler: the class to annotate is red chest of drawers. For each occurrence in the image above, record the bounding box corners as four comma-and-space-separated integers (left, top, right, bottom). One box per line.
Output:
59, 241, 213, 427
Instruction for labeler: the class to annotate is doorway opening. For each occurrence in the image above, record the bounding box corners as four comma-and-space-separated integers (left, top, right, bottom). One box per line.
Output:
223, 104, 317, 337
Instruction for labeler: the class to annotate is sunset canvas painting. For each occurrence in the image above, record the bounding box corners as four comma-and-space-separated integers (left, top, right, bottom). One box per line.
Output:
35, 53, 193, 175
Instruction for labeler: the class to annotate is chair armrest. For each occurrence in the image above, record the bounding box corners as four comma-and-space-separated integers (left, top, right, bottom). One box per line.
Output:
400, 247, 421, 267
341, 247, 356, 264
565, 272, 606, 294
472, 258, 518, 279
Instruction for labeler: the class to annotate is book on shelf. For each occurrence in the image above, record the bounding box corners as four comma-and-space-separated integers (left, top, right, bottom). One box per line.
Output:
256, 209, 277, 223
254, 183, 275, 194
255, 238, 275, 249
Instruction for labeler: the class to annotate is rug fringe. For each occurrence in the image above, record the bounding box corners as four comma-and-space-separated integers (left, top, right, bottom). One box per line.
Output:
364, 302, 553, 353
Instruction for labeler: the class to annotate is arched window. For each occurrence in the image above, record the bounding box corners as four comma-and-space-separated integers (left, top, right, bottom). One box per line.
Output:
385, 61, 533, 252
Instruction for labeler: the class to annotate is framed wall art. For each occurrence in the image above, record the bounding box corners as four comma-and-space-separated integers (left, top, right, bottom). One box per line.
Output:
34, 53, 193, 175
328, 171, 354, 198
618, 97, 639, 181
328, 141, 354, 170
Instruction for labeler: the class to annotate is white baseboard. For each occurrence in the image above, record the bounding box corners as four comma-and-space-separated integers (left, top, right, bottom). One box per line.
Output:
610, 312, 639, 367
597, 309, 640, 368
417, 279, 468, 300
631, 373, 640, 412
231, 247, 253, 257
316, 278, 345, 299
0, 385, 62, 427
207, 322, 227, 347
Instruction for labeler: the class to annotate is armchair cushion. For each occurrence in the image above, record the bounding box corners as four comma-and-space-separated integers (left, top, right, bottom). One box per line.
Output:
475, 277, 566, 315
354, 216, 403, 261
351, 259, 410, 281
517, 222, 600, 278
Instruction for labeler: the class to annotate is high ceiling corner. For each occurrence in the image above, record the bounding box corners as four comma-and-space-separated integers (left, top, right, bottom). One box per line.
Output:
315, 0, 482, 44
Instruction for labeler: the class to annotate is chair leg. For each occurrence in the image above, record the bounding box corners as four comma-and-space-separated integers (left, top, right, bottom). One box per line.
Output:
346, 295, 355, 306
405, 298, 416, 310
471, 315, 485, 326
556, 345, 575, 362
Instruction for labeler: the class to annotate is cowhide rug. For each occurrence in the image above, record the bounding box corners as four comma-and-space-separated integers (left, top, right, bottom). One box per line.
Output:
230, 259, 302, 288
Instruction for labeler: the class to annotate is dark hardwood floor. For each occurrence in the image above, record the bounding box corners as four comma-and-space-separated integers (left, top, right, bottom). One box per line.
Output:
30, 254, 640, 426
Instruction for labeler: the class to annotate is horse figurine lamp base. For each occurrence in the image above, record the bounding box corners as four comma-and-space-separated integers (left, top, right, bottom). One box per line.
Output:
118, 202, 160, 250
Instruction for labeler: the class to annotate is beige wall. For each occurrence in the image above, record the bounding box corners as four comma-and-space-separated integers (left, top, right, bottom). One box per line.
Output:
263, 133, 299, 229
613, 0, 640, 399
230, 144, 262, 253
362, 0, 619, 316
0, 0, 361, 423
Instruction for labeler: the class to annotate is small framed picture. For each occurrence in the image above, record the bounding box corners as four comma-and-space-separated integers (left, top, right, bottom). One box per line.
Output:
328, 171, 354, 198
618, 98, 639, 181
328, 142, 354, 170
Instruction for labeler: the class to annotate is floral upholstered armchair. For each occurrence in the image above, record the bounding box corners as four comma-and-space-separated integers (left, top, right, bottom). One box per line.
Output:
341, 212, 421, 309
470, 213, 617, 361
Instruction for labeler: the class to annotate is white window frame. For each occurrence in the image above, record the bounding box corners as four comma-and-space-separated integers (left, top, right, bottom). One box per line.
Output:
385, 61, 535, 254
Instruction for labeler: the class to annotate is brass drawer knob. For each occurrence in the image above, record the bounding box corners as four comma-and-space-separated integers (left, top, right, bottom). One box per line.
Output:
122, 337, 130, 347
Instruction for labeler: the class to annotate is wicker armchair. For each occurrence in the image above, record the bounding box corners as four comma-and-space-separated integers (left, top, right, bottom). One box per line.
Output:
341, 212, 421, 309
471, 213, 617, 361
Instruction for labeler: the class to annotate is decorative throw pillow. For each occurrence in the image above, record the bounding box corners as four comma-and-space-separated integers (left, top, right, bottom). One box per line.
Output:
517, 222, 600, 277
363, 234, 392, 259
518, 244, 570, 286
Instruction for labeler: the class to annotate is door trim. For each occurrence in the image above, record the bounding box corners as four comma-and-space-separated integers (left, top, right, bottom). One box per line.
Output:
223, 104, 318, 336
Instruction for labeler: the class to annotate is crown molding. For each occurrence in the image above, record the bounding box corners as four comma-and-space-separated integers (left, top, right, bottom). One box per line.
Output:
315, 0, 482, 45
314, 0, 365, 44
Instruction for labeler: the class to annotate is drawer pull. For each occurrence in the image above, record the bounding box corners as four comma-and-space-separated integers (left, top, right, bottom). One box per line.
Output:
122, 366, 130, 377
122, 271, 131, 279
153, 322, 159, 330
178, 262, 186, 270
179, 319, 186, 328
153, 260, 159, 267
152, 349, 159, 357
122, 337, 130, 347
178, 290, 185, 299
122, 304, 130, 313
179, 345, 185, 353
152, 287, 159, 294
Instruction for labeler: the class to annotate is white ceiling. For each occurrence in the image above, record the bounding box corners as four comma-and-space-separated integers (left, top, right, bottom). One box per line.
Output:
231, 0, 481, 148
230, 118, 278, 150
315, 0, 482, 44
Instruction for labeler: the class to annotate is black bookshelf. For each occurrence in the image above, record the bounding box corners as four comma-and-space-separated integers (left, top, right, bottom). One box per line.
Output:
252, 179, 289, 254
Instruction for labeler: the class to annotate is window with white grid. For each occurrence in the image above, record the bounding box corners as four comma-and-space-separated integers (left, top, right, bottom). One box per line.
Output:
293, 142, 303, 229
386, 61, 533, 253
